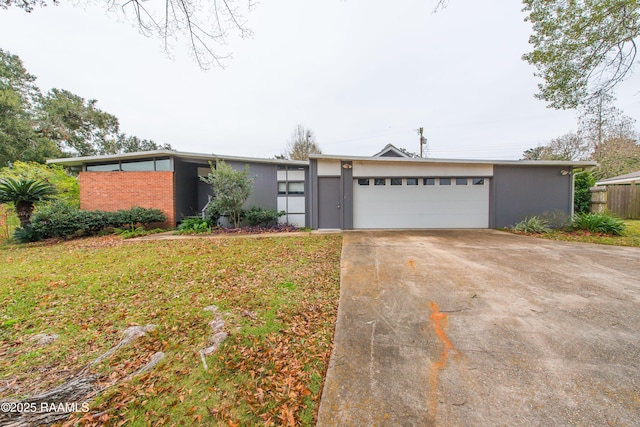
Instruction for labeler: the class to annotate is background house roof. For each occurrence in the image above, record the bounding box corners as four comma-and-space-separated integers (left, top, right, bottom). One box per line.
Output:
596, 171, 640, 185
372, 144, 410, 158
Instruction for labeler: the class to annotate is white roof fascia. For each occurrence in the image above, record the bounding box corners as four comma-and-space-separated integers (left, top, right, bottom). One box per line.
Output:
47, 150, 308, 167
309, 154, 597, 168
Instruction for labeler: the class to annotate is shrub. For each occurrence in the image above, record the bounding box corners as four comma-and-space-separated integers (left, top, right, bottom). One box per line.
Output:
203, 202, 222, 227
30, 202, 87, 238
200, 160, 254, 227
114, 207, 166, 229
12, 226, 42, 243
574, 171, 596, 214
572, 212, 625, 235
22, 204, 167, 242
243, 206, 285, 227
177, 217, 211, 234
114, 226, 165, 239
513, 216, 551, 234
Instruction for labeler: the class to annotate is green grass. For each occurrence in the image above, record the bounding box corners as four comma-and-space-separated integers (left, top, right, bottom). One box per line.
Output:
0, 234, 342, 426
521, 219, 640, 247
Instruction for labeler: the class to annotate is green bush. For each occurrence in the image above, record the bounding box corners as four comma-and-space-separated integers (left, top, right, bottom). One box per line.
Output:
243, 206, 285, 227
30, 202, 92, 238
177, 217, 211, 234
23, 204, 167, 241
574, 171, 595, 214
12, 226, 42, 243
572, 212, 625, 235
203, 202, 222, 226
114, 226, 165, 239
114, 206, 166, 229
513, 216, 551, 234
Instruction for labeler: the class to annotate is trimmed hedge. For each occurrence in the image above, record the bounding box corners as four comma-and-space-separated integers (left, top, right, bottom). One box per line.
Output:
15, 203, 166, 242
243, 206, 285, 227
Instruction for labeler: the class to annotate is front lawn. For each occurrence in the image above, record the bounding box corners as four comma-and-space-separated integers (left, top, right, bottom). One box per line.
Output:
516, 219, 640, 247
0, 234, 342, 426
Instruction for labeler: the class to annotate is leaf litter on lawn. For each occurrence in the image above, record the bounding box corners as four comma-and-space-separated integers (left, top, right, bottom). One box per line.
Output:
0, 234, 342, 426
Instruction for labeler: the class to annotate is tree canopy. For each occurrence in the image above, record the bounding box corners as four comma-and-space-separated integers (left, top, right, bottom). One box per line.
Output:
522, 0, 640, 109
1, 0, 253, 69
282, 125, 322, 161
0, 48, 172, 167
522, 94, 640, 179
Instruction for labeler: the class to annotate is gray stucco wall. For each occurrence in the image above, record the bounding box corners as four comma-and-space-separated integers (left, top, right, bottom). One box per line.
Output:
491, 165, 573, 228
226, 161, 278, 210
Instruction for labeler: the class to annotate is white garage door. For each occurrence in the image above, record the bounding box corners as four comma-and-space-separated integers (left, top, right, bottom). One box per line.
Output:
353, 177, 489, 229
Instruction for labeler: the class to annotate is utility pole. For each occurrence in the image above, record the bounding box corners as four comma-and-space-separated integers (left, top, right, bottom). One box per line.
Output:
418, 127, 427, 158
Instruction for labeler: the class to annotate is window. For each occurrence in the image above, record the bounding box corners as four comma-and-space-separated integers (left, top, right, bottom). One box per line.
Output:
472, 178, 485, 186
424, 178, 435, 186
156, 158, 171, 171
86, 158, 171, 172
374, 178, 386, 186
288, 182, 305, 195
456, 178, 468, 185
278, 182, 305, 195
121, 160, 155, 171
390, 178, 402, 186
278, 182, 287, 194
439, 178, 451, 185
86, 163, 120, 172
407, 178, 418, 186
358, 179, 370, 186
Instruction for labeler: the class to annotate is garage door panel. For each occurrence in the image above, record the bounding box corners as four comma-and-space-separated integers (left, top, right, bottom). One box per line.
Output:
353, 180, 489, 229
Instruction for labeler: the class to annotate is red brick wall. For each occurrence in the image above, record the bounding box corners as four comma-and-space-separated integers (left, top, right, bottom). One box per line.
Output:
79, 172, 175, 227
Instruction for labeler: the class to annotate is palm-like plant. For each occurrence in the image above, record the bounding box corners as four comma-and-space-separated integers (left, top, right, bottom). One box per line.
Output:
0, 177, 57, 227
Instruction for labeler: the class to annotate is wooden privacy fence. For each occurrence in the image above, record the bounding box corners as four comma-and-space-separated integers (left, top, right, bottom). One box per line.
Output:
591, 184, 640, 219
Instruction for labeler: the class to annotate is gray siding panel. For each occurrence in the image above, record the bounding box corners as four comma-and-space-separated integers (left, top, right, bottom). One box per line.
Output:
310, 159, 319, 229
492, 165, 572, 228
227, 161, 277, 210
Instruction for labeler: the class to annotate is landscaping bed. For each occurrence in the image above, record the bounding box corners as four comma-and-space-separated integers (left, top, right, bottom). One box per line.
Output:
0, 234, 342, 426
509, 219, 640, 247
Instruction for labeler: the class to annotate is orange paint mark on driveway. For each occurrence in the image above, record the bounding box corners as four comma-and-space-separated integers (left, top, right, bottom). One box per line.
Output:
428, 301, 460, 418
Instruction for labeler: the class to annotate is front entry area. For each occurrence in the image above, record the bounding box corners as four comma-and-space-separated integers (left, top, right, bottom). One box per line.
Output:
352, 177, 489, 229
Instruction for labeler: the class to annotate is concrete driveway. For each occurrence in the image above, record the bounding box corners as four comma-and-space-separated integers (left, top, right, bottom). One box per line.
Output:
317, 230, 640, 427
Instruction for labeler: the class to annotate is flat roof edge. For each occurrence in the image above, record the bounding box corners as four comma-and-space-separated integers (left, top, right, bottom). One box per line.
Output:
309, 154, 597, 167
47, 150, 309, 167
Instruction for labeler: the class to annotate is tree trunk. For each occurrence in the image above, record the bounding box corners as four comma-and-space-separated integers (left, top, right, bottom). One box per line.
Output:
15, 201, 34, 228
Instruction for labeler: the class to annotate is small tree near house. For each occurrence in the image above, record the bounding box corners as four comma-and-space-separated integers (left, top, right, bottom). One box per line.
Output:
200, 159, 254, 228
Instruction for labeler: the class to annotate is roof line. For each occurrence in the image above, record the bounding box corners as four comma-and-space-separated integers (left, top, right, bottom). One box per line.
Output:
47, 150, 309, 167
308, 153, 597, 167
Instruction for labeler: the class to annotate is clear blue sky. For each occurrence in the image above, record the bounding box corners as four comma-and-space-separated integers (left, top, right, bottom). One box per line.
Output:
1, 0, 639, 159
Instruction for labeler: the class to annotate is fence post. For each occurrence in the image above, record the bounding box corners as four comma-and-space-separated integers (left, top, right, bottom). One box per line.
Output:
589, 186, 607, 214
